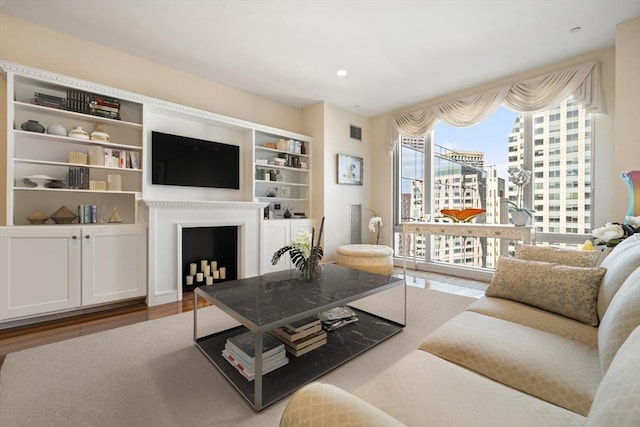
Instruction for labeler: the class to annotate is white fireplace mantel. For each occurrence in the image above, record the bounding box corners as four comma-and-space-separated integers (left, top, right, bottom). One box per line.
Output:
144, 199, 268, 306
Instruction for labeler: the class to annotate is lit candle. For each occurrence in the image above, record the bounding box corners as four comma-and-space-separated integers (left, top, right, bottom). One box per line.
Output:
219, 267, 226, 280
186, 275, 194, 285
201, 260, 208, 271
203, 265, 211, 277
189, 263, 197, 276
206, 276, 213, 285
211, 261, 217, 271
196, 273, 204, 282
212, 270, 220, 279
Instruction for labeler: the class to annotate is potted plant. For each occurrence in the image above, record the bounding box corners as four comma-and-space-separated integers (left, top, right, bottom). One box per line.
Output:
508, 168, 534, 226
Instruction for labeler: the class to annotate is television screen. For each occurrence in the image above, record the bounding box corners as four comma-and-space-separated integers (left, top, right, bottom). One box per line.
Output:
151, 131, 240, 189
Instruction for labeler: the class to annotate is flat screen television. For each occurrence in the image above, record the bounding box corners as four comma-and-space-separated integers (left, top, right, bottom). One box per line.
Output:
151, 131, 240, 189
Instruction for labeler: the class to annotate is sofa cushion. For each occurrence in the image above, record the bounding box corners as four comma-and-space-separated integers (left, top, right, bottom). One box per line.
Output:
515, 243, 597, 267
597, 234, 640, 319
418, 311, 601, 416
354, 350, 584, 427
586, 326, 640, 426
280, 382, 406, 427
597, 265, 640, 374
466, 296, 598, 347
486, 256, 606, 326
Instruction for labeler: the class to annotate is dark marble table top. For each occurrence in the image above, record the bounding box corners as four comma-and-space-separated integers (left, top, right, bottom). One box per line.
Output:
195, 264, 403, 331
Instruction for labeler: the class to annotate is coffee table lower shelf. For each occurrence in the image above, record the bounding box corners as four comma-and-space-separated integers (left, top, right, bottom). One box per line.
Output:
195, 307, 404, 410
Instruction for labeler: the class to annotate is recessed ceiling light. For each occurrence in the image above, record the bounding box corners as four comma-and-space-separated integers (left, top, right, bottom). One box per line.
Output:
336, 70, 347, 77
569, 26, 582, 33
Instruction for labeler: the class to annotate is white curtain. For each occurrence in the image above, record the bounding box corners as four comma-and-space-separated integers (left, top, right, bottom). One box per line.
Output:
390, 60, 604, 148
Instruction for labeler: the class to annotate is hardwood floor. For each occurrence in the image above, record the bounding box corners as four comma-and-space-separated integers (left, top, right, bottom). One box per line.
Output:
0, 270, 487, 370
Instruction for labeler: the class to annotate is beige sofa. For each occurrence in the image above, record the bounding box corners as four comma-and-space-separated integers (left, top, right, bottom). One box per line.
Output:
280, 235, 640, 426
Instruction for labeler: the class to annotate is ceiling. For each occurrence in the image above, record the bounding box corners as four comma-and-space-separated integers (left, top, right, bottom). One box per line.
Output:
1, 0, 639, 118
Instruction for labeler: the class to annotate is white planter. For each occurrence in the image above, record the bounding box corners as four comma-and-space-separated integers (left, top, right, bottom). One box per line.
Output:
510, 211, 530, 226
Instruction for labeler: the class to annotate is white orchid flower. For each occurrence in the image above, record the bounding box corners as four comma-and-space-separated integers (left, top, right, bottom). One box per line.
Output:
368, 216, 383, 232
591, 222, 624, 244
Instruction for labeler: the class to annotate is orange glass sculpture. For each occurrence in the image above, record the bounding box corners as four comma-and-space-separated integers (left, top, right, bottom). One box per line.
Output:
440, 208, 486, 223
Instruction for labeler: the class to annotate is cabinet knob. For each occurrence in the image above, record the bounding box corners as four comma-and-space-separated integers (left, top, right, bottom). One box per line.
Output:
72, 235, 77, 240
85, 235, 90, 239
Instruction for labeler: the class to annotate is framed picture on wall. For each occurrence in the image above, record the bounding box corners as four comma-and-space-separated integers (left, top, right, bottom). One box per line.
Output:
337, 154, 363, 185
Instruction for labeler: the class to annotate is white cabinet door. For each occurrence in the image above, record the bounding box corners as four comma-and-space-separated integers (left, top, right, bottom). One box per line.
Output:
81, 225, 147, 306
262, 220, 292, 274
261, 219, 313, 274
0, 227, 82, 319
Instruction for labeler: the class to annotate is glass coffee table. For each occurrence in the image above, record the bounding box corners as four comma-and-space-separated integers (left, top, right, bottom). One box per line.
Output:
193, 263, 405, 411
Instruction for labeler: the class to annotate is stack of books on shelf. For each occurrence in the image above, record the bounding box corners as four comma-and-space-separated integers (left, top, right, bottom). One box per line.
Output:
317, 306, 359, 331
33, 92, 66, 110
68, 166, 90, 189
66, 89, 121, 120
89, 94, 121, 120
270, 317, 328, 357
221, 331, 288, 381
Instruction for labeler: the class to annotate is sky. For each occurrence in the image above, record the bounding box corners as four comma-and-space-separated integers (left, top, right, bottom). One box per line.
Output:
433, 106, 518, 180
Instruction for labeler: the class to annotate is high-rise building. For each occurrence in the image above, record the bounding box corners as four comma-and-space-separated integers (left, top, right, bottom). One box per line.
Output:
507, 99, 592, 235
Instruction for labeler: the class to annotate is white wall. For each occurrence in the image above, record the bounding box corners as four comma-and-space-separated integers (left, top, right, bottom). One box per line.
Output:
303, 102, 372, 261
615, 16, 640, 218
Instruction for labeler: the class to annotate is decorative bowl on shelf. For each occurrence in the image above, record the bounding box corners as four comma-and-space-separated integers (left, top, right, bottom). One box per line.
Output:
45, 179, 66, 189
20, 120, 45, 133
26, 210, 49, 224
440, 208, 486, 223
25, 175, 57, 188
68, 126, 89, 140
47, 123, 67, 136
49, 205, 77, 224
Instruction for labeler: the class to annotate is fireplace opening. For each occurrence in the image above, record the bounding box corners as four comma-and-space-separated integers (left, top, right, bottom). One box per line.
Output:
181, 226, 238, 292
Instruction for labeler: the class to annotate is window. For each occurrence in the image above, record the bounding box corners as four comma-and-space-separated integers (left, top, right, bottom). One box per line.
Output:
394, 97, 593, 274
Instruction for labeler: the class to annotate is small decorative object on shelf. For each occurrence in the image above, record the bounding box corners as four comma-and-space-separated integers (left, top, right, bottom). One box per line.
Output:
591, 218, 640, 248
25, 174, 57, 188
26, 210, 49, 224
68, 126, 89, 140
49, 205, 77, 224
272, 217, 325, 281
108, 207, 122, 223
20, 119, 45, 133
46, 123, 67, 136
90, 124, 110, 142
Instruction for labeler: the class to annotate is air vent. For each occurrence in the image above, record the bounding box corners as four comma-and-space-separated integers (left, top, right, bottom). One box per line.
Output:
350, 204, 362, 244
350, 124, 362, 141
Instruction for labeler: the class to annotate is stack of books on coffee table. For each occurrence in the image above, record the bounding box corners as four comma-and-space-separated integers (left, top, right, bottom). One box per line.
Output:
221, 331, 289, 381
270, 317, 328, 357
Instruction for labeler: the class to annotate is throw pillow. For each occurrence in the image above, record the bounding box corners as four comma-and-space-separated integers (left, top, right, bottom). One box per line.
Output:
486, 257, 606, 326
515, 243, 597, 267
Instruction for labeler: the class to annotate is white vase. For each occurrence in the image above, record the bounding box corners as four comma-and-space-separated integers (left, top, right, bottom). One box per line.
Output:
510, 211, 530, 226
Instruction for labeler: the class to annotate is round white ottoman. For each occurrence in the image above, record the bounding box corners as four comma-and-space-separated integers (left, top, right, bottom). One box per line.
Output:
336, 244, 394, 275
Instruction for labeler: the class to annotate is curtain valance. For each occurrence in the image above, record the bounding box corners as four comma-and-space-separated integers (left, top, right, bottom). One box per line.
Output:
391, 60, 604, 145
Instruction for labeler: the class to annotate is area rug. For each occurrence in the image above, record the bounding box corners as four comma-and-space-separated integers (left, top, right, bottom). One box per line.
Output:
0, 287, 474, 427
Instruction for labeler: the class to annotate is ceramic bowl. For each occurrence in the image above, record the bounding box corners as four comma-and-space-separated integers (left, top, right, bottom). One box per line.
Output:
68, 126, 89, 140
21, 120, 45, 133
26, 174, 56, 188
47, 123, 67, 136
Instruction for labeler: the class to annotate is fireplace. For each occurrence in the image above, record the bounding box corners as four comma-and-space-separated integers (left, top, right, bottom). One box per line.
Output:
180, 225, 238, 291
144, 200, 267, 306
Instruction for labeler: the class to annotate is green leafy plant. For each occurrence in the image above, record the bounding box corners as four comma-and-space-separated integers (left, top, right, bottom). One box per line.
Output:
272, 217, 325, 281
